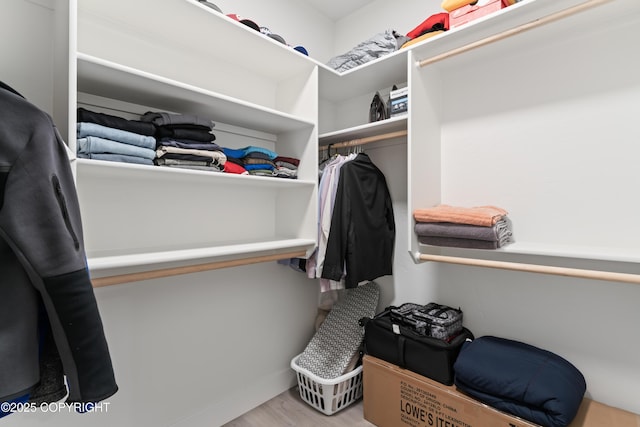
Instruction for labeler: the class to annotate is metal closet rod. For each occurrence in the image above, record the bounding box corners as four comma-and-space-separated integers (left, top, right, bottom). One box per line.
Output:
419, 253, 640, 285
416, 0, 612, 69
319, 130, 408, 151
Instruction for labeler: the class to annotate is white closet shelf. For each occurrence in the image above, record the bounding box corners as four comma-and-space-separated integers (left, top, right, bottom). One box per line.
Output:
319, 49, 408, 103
410, 0, 608, 68
406, 0, 640, 283
77, 0, 315, 82
76, 53, 315, 135
76, 158, 315, 189
88, 238, 314, 287
319, 116, 407, 146
88, 238, 314, 271
318, 0, 610, 104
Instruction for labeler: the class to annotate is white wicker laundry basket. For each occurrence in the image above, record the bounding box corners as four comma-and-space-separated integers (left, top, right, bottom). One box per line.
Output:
290, 353, 363, 416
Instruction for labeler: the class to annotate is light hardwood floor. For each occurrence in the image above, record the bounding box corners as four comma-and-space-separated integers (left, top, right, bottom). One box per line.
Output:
222, 387, 375, 427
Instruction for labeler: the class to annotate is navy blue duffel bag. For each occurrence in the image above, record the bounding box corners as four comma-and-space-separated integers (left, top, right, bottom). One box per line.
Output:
454, 336, 586, 427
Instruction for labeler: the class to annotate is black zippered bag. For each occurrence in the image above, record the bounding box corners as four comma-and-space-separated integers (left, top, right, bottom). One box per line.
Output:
389, 302, 463, 340
361, 307, 473, 385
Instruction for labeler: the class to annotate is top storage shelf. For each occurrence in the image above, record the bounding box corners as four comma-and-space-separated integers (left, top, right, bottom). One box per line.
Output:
408, 0, 603, 67
76, 0, 319, 118
318, 0, 615, 104
76, 54, 314, 136
77, 0, 315, 82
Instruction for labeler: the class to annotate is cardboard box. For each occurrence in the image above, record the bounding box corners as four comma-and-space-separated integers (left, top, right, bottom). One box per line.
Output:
450, 0, 511, 28
363, 355, 640, 427
389, 86, 408, 117
390, 87, 408, 100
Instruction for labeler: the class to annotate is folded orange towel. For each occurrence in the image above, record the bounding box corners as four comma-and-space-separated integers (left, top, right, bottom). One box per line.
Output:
413, 204, 508, 227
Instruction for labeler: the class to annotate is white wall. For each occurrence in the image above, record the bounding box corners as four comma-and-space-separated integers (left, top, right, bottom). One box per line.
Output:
433, 264, 640, 414
0, 0, 56, 113
3, 264, 319, 427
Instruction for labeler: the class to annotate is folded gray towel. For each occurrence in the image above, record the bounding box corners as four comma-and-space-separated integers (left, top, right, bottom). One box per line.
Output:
418, 236, 499, 250
415, 219, 512, 246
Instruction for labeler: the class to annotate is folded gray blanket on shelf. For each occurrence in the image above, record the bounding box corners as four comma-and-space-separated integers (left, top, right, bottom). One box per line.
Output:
415, 218, 512, 247
327, 30, 407, 73
418, 236, 499, 250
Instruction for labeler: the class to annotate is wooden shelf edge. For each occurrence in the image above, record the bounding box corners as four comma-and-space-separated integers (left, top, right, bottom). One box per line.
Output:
91, 249, 306, 288
419, 253, 640, 285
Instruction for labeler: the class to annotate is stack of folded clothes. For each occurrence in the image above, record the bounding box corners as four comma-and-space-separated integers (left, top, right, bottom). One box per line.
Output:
76, 108, 157, 165
273, 156, 299, 179
141, 111, 226, 172
222, 146, 278, 177
401, 12, 449, 49
413, 204, 512, 249
222, 156, 249, 175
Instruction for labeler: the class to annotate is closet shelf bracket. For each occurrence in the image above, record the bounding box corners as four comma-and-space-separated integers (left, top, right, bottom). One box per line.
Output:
419, 253, 640, 285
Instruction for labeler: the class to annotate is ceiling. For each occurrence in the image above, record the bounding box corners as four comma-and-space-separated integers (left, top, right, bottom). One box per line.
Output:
305, 0, 374, 20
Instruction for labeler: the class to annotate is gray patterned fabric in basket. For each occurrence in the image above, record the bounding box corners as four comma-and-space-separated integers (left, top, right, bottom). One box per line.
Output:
296, 281, 379, 379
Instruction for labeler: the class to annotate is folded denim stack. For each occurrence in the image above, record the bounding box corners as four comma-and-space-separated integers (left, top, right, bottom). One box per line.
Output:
273, 156, 300, 179
76, 108, 157, 165
413, 204, 513, 249
222, 146, 278, 177
141, 111, 225, 172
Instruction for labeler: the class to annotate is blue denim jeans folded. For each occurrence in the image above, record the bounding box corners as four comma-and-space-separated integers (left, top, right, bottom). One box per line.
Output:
78, 153, 154, 165
78, 122, 156, 150
77, 136, 156, 160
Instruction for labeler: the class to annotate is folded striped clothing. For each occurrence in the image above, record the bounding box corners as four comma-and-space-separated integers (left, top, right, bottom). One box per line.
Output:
222, 146, 278, 160
273, 167, 298, 179
274, 156, 300, 168
243, 158, 276, 168
155, 158, 211, 167
157, 138, 221, 151
156, 146, 227, 166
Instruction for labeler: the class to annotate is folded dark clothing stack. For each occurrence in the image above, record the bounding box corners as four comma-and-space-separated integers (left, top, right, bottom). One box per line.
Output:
141, 111, 224, 172
273, 156, 300, 179
76, 109, 157, 165
78, 107, 156, 136
413, 204, 512, 249
454, 336, 586, 427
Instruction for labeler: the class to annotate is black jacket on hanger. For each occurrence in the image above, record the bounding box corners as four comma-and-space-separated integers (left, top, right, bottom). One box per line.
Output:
321, 153, 395, 288
0, 82, 117, 405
